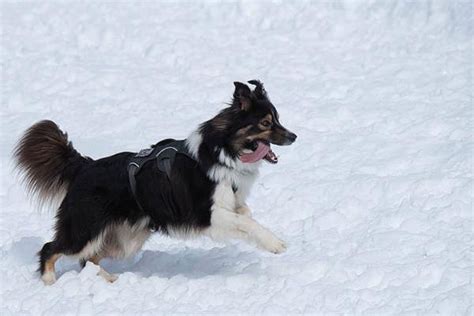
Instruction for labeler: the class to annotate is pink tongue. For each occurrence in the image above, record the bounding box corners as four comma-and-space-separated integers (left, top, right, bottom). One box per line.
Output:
240, 142, 270, 163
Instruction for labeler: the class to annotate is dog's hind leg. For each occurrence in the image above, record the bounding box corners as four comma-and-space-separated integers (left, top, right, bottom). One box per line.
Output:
205, 208, 287, 254
87, 255, 118, 283
38, 241, 62, 285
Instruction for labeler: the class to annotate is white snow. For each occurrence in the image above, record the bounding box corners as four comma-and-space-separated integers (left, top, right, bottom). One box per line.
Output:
1, 0, 472, 314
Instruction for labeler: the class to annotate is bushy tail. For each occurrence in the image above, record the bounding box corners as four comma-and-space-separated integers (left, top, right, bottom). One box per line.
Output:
14, 120, 91, 206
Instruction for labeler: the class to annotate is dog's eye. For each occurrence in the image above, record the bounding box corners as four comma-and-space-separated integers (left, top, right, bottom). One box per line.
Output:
261, 120, 272, 128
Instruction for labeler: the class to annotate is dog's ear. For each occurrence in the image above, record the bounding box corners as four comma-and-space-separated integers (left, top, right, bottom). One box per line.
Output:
248, 79, 266, 99
233, 82, 252, 111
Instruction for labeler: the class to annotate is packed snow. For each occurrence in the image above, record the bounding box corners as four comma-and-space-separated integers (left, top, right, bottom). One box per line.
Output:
1, 1, 472, 314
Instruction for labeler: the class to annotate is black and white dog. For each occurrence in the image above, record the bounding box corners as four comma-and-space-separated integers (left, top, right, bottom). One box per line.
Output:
15, 80, 297, 285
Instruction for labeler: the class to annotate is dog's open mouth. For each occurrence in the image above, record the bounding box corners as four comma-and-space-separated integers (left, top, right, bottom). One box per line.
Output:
240, 140, 278, 164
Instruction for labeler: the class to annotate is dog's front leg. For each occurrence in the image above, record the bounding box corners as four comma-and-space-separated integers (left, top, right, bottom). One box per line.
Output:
206, 208, 287, 254
234, 188, 252, 217
209, 182, 286, 253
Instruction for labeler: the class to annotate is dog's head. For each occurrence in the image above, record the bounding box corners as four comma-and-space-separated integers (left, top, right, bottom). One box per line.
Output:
207, 80, 297, 165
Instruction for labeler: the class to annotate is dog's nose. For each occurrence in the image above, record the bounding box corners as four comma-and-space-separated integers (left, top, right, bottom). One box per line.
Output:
287, 132, 297, 143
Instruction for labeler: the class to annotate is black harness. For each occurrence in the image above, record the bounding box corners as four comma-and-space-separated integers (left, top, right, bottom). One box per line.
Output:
128, 139, 193, 211
128, 138, 239, 214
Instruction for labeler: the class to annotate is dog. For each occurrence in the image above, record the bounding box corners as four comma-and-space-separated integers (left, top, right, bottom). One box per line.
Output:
14, 80, 297, 285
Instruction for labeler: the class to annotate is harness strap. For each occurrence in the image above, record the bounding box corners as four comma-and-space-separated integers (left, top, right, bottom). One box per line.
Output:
128, 139, 192, 211
128, 162, 140, 200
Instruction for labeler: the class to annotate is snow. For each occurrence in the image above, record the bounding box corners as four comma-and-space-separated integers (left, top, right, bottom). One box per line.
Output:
1, 0, 472, 314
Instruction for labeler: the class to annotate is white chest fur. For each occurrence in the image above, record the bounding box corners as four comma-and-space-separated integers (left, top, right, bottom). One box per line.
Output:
185, 130, 260, 208
209, 163, 258, 207
212, 181, 236, 212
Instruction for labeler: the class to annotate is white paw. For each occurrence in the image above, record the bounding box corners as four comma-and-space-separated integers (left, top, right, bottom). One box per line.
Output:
98, 269, 118, 283
258, 231, 287, 254
104, 274, 118, 283
41, 271, 56, 285
266, 238, 287, 254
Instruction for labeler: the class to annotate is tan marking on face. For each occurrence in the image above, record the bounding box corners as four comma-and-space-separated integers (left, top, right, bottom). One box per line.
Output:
236, 125, 253, 136
231, 125, 253, 151
258, 114, 273, 130
263, 114, 272, 121
246, 130, 272, 142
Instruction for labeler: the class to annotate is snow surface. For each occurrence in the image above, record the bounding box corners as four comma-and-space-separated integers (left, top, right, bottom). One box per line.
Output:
1, 1, 472, 314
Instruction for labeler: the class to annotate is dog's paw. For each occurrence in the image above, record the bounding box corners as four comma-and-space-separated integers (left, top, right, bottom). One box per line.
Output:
258, 231, 287, 254
267, 238, 287, 254
98, 269, 118, 283
41, 271, 56, 285
105, 274, 118, 283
